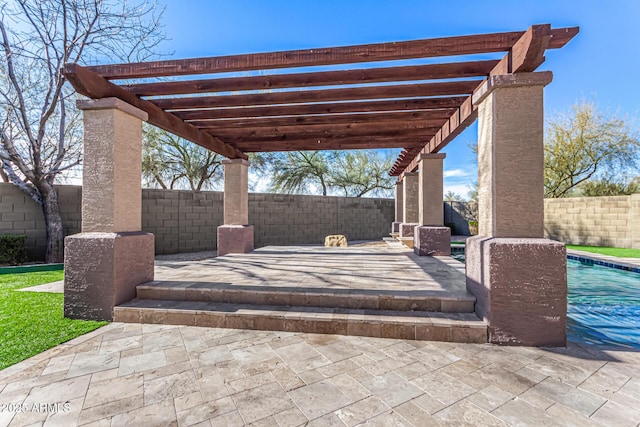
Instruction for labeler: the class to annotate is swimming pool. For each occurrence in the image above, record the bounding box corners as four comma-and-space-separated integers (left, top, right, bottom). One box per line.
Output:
451, 253, 640, 348
567, 259, 640, 348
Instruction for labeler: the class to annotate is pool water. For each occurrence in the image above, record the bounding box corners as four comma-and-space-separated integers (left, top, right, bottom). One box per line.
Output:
567, 259, 640, 348
451, 254, 640, 348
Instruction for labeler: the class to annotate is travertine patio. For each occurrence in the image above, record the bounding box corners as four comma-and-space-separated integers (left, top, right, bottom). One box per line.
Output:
113, 244, 485, 342
1, 322, 639, 426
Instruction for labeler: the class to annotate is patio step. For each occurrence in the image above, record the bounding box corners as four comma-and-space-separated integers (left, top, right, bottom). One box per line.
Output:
135, 281, 475, 313
113, 299, 487, 343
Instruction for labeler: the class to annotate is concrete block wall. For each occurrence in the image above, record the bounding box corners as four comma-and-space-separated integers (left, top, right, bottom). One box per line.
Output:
6, 181, 636, 256
0, 184, 81, 260
142, 189, 223, 254
0, 183, 394, 258
544, 195, 640, 248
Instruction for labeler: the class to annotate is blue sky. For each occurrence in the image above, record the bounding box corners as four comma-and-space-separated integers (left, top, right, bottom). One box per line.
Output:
158, 0, 640, 198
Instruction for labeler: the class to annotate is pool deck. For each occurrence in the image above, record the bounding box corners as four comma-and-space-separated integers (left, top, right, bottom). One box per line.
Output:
567, 249, 640, 271
4, 243, 639, 426
1, 323, 639, 426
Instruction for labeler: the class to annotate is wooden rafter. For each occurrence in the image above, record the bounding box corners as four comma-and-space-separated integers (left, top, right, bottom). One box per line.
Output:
61, 25, 578, 165
173, 98, 464, 120
87, 27, 578, 79
63, 64, 246, 159
213, 128, 438, 144
189, 112, 451, 129
210, 121, 441, 139
231, 137, 429, 152
124, 60, 499, 96
155, 80, 479, 110
390, 24, 574, 177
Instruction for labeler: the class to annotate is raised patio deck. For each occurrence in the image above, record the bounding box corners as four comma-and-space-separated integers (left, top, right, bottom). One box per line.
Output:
114, 244, 486, 343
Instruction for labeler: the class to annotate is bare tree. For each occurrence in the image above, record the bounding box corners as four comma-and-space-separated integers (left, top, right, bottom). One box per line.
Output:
270, 151, 331, 196
330, 150, 395, 197
142, 125, 223, 192
0, 0, 165, 262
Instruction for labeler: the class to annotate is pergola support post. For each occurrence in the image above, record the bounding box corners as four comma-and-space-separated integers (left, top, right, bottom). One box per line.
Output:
64, 98, 154, 321
399, 172, 419, 238
414, 153, 450, 256
466, 73, 567, 346
217, 159, 254, 256
391, 181, 403, 234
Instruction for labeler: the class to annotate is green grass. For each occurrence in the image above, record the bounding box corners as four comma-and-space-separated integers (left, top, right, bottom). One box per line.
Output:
0, 271, 107, 370
566, 245, 640, 258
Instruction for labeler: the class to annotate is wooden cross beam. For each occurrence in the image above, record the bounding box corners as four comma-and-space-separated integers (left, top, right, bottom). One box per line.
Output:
390, 25, 577, 177
124, 60, 499, 96
62, 64, 246, 160
173, 98, 465, 121
210, 121, 442, 139
155, 80, 479, 110
87, 27, 579, 79
189, 112, 451, 129
231, 137, 429, 152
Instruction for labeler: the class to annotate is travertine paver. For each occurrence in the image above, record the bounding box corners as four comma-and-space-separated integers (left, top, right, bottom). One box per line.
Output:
1, 323, 639, 426
152, 245, 471, 298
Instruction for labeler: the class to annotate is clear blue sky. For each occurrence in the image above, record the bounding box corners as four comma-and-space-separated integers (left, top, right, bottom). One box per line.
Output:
158, 0, 640, 197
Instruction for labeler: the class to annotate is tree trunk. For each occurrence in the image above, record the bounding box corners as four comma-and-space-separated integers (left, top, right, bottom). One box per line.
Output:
38, 182, 64, 263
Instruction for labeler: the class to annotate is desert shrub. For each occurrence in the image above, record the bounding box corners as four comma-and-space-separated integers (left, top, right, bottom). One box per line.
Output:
0, 235, 28, 265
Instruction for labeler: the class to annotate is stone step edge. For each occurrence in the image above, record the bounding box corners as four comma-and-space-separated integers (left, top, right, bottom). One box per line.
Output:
136, 284, 475, 313
113, 300, 487, 343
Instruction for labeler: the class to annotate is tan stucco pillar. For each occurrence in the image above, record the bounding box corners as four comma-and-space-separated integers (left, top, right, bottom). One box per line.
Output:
392, 180, 403, 234
399, 172, 419, 238
414, 153, 450, 256
218, 159, 254, 255
65, 98, 154, 321
79, 98, 147, 232
223, 159, 250, 225
418, 153, 445, 226
466, 73, 567, 346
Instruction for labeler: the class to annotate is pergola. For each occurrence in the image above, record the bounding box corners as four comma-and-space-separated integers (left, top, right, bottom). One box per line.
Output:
64, 24, 576, 169
63, 24, 578, 346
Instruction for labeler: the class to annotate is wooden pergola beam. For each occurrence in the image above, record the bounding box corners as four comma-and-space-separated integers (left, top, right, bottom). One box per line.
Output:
390, 98, 477, 176
88, 27, 579, 79
390, 24, 573, 177
156, 80, 479, 110
124, 60, 499, 96
214, 128, 437, 143
210, 121, 443, 139
174, 98, 464, 120
62, 64, 246, 160
232, 137, 428, 152
189, 112, 451, 129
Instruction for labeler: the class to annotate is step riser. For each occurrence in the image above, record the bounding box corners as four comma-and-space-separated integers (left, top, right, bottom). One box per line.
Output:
136, 287, 475, 313
113, 307, 487, 343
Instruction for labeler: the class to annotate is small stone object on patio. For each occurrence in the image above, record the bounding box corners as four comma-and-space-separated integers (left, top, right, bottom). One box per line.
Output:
324, 235, 348, 247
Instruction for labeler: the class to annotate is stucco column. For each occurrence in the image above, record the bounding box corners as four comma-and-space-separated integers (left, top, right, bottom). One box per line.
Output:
391, 180, 403, 234
466, 73, 567, 346
64, 98, 154, 321
217, 159, 254, 256
414, 153, 450, 256
399, 172, 419, 238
